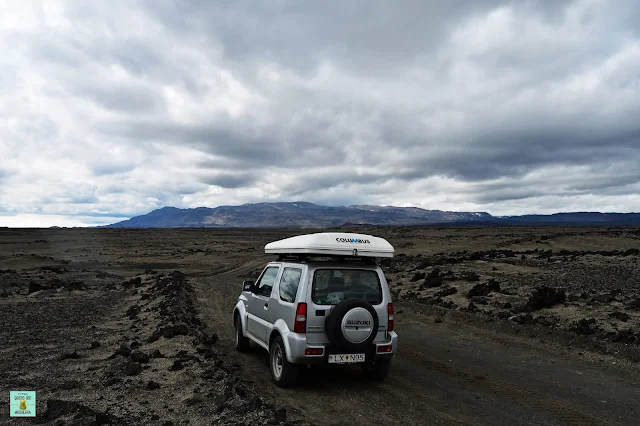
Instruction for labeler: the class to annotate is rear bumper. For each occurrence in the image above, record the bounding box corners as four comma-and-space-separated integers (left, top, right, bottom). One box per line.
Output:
286, 331, 398, 364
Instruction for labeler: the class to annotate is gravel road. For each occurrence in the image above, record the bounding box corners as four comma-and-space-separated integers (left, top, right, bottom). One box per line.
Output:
196, 263, 640, 426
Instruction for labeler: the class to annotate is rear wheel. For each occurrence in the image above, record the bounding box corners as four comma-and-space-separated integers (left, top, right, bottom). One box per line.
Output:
362, 358, 391, 381
270, 335, 300, 388
234, 315, 250, 352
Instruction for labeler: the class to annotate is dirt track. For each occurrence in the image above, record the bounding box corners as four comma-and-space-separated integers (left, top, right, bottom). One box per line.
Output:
1, 227, 640, 425
195, 262, 640, 426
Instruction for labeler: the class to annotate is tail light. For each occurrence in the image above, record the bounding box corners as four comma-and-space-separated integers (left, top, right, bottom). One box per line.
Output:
293, 302, 307, 333
387, 303, 394, 332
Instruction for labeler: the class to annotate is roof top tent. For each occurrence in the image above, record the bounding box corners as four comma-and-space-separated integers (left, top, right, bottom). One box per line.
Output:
264, 232, 395, 260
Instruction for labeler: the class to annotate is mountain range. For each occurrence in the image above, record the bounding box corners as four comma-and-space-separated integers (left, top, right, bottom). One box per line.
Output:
103, 202, 640, 228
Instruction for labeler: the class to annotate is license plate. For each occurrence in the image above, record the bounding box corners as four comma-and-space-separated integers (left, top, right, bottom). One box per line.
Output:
328, 353, 365, 364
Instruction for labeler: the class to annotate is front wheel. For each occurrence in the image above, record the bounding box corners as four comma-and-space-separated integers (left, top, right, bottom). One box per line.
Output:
270, 335, 300, 388
234, 315, 250, 352
362, 358, 391, 381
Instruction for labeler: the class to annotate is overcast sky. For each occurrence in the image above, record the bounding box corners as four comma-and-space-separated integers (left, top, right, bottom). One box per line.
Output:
1, 0, 640, 227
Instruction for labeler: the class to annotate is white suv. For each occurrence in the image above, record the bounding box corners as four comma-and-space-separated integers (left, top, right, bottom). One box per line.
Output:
233, 233, 398, 388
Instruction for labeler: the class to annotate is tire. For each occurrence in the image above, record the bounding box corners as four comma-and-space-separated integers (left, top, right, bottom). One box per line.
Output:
362, 358, 391, 381
269, 335, 300, 388
234, 315, 250, 352
325, 299, 379, 351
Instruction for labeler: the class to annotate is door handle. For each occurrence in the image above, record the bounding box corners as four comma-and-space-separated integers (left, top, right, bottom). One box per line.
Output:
264, 302, 269, 307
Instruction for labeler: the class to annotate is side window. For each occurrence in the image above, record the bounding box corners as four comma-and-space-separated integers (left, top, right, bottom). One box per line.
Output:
255, 266, 279, 297
279, 268, 302, 303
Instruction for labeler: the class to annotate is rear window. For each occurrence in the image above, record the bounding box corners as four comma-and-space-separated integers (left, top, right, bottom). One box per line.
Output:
312, 269, 382, 305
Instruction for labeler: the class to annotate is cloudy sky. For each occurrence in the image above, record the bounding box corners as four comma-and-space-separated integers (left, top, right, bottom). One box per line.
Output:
1, 0, 640, 227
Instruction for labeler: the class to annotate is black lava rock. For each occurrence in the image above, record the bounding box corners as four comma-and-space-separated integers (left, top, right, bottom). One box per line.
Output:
467, 280, 500, 298
66, 281, 85, 291
60, 380, 81, 390
609, 311, 630, 322
410, 272, 426, 282
117, 342, 132, 357
250, 395, 262, 411
200, 332, 219, 346
28, 281, 45, 294
573, 318, 598, 335
169, 360, 184, 371
608, 329, 636, 343
150, 349, 164, 358
130, 350, 150, 363
496, 311, 512, 320
423, 269, 443, 288
462, 272, 480, 282
60, 350, 80, 360
124, 362, 143, 376
627, 298, 640, 310
526, 286, 566, 311
274, 406, 287, 423
510, 313, 535, 325
146, 380, 161, 390
435, 286, 457, 297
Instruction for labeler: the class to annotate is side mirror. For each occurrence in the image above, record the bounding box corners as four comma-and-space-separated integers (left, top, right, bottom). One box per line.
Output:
243, 280, 254, 292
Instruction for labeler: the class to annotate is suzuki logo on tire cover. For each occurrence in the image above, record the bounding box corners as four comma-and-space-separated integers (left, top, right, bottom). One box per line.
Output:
341, 308, 374, 345
346, 320, 371, 326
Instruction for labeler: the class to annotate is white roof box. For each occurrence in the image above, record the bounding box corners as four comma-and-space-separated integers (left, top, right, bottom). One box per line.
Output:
265, 232, 394, 258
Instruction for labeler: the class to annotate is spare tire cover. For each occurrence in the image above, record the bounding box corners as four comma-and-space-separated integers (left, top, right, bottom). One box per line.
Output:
325, 299, 379, 351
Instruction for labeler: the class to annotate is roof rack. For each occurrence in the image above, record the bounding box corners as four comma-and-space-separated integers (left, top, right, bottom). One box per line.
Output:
275, 254, 378, 265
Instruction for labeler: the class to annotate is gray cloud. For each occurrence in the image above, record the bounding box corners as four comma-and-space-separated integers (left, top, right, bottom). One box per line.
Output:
200, 172, 256, 189
2, 0, 640, 227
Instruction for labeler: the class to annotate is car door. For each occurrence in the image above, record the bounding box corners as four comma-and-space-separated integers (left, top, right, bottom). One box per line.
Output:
269, 266, 304, 332
247, 265, 280, 344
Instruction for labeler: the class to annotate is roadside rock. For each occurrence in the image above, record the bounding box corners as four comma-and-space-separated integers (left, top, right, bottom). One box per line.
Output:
28, 281, 45, 294
467, 280, 500, 298
535, 315, 558, 327
573, 318, 598, 335
509, 313, 535, 325
60, 350, 80, 360
198, 331, 219, 346
169, 360, 184, 371
274, 406, 287, 423
608, 329, 636, 344
89, 341, 100, 350
627, 298, 640, 310
470, 296, 489, 305
124, 361, 143, 376
497, 311, 512, 320
126, 305, 141, 318
130, 350, 150, 363
526, 286, 566, 311
41, 399, 118, 424
146, 380, 161, 390
60, 380, 81, 390
609, 311, 630, 322
116, 340, 140, 357
422, 269, 443, 288
42, 399, 94, 420
65, 281, 85, 291
435, 286, 457, 297
462, 272, 480, 282
150, 349, 164, 358
410, 272, 425, 282
250, 395, 262, 411
149, 323, 190, 342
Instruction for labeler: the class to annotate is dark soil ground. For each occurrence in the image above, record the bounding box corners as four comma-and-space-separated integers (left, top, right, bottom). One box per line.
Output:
1, 226, 639, 425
